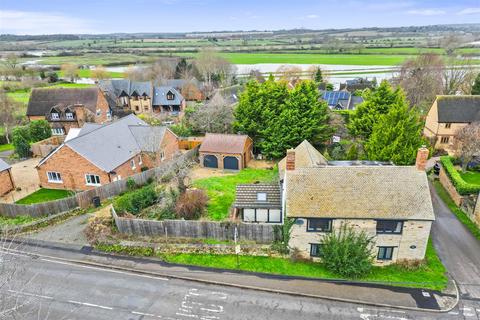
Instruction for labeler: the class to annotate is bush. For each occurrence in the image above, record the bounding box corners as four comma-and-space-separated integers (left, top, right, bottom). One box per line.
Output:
29, 120, 51, 142
175, 189, 208, 220
126, 177, 136, 190
440, 156, 480, 195
113, 184, 158, 214
12, 126, 31, 158
321, 223, 375, 278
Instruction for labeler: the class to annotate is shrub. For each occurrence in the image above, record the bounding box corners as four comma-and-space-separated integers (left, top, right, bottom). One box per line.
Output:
29, 120, 51, 142
440, 156, 480, 195
84, 216, 113, 244
321, 223, 375, 278
175, 189, 208, 220
12, 126, 31, 158
113, 184, 157, 214
126, 177, 136, 191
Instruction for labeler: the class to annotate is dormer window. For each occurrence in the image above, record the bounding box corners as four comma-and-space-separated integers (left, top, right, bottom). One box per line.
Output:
65, 112, 74, 120
166, 91, 175, 100
143, 93, 148, 101
51, 112, 59, 120
257, 192, 267, 201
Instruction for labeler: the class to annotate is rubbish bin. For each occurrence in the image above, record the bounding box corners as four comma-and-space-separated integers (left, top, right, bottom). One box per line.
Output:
92, 196, 101, 208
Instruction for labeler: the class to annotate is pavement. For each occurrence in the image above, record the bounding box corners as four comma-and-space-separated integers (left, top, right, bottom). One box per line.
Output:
429, 181, 480, 318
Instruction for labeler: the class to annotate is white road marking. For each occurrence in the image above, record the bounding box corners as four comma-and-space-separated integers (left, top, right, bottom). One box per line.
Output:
448, 311, 459, 315
132, 311, 156, 317
357, 307, 406, 314
40, 258, 168, 281
68, 300, 113, 310
0, 250, 30, 258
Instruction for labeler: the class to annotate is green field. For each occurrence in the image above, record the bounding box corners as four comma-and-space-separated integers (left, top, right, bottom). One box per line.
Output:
20, 53, 153, 66
7, 82, 94, 105
193, 168, 278, 220
57, 69, 124, 78
16, 188, 74, 205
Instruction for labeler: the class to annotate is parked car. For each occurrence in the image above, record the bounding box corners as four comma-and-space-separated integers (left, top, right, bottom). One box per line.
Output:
433, 162, 441, 175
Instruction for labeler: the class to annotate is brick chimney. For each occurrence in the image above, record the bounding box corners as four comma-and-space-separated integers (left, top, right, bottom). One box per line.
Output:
286, 149, 295, 171
415, 146, 429, 171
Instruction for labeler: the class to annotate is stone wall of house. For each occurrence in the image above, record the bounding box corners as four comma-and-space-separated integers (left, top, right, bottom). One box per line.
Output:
0, 169, 14, 196
439, 167, 465, 206
473, 193, 480, 227
129, 97, 152, 114
289, 218, 432, 265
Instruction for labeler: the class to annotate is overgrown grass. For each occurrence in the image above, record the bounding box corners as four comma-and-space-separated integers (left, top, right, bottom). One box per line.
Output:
192, 168, 278, 220
433, 180, 480, 241
16, 188, 74, 205
0, 144, 14, 152
0, 215, 39, 226
459, 170, 480, 185
157, 239, 446, 290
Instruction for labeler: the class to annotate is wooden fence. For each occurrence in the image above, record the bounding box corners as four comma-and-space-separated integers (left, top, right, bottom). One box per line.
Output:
0, 148, 198, 218
111, 207, 277, 244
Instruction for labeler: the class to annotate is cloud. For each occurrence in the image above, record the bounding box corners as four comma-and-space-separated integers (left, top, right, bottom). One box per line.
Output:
457, 7, 480, 15
407, 9, 446, 16
0, 10, 94, 35
306, 14, 319, 19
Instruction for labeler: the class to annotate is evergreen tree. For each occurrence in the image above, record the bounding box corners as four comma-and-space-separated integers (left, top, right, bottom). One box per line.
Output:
348, 80, 403, 140
365, 97, 425, 165
12, 126, 31, 158
346, 144, 358, 160
29, 120, 51, 142
472, 73, 480, 95
313, 67, 323, 84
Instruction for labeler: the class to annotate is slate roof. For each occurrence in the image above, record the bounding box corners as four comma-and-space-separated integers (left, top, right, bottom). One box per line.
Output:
129, 126, 168, 153
278, 140, 327, 177
234, 183, 282, 209
153, 86, 183, 106
38, 114, 172, 172
285, 166, 435, 221
0, 159, 11, 172
199, 133, 250, 154
27, 88, 100, 116
436, 96, 480, 123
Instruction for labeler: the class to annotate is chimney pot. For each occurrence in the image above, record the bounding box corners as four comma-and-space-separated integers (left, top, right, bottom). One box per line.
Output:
286, 149, 295, 171
415, 146, 429, 171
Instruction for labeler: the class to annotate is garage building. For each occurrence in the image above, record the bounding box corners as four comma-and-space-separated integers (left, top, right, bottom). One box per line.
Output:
199, 133, 253, 170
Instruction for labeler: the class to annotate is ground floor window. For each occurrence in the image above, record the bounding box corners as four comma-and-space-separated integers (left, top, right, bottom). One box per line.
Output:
47, 171, 62, 183
377, 246, 394, 260
242, 208, 282, 223
440, 136, 450, 144
51, 128, 64, 135
310, 243, 324, 257
85, 174, 101, 186
307, 218, 333, 232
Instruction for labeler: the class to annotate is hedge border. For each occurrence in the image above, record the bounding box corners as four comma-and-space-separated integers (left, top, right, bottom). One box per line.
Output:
440, 156, 480, 195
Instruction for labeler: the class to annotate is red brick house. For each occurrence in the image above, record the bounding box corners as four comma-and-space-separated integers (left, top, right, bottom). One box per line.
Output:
36, 114, 179, 191
0, 159, 15, 196
27, 88, 111, 136
199, 133, 253, 170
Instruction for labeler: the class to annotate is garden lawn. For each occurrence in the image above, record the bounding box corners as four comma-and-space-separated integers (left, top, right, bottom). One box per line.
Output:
16, 188, 74, 205
193, 168, 278, 220
433, 181, 480, 241
459, 170, 480, 185
160, 239, 447, 290
0, 215, 39, 226
0, 144, 14, 152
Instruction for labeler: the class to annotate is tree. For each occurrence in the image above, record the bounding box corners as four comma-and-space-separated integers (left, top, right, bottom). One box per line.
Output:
29, 120, 51, 142
321, 223, 375, 278
91, 66, 109, 80
308, 65, 323, 84
12, 126, 30, 158
175, 58, 195, 79
276, 65, 303, 83
348, 80, 401, 140
364, 95, 425, 165
61, 63, 79, 82
346, 144, 358, 160
46, 71, 59, 83
187, 93, 234, 134
194, 47, 236, 92
398, 53, 444, 112
443, 58, 476, 95
472, 73, 480, 95
454, 122, 480, 172
0, 92, 19, 144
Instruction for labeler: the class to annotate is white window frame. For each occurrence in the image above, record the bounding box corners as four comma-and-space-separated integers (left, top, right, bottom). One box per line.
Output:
106, 110, 112, 120
51, 113, 59, 120
85, 174, 101, 186
47, 171, 62, 183
65, 112, 74, 120
131, 159, 136, 170
51, 128, 64, 136
138, 155, 143, 165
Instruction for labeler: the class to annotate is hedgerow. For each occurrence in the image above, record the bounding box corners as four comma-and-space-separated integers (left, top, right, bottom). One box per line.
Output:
440, 156, 480, 195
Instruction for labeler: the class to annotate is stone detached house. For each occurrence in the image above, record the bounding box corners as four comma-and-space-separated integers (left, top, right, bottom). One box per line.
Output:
36, 114, 179, 191
98, 80, 186, 119
424, 95, 480, 154
0, 159, 15, 196
233, 183, 282, 224
235, 140, 435, 265
27, 88, 112, 136
199, 133, 253, 170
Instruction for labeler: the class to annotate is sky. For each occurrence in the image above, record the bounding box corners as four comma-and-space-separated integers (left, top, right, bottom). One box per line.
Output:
0, 0, 479, 35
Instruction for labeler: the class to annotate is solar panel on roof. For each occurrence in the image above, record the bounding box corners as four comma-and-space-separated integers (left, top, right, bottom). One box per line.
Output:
322, 91, 350, 106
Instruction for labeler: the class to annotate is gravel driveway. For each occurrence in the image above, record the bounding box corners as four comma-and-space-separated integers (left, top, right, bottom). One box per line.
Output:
0, 157, 40, 203
24, 214, 91, 245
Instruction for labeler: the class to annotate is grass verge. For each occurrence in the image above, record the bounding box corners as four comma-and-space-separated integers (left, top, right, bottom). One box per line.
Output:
0, 215, 39, 226
0, 144, 14, 152
16, 188, 74, 205
433, 180, 480, 241
192, 168, 278, 220
96, 239, 447, 290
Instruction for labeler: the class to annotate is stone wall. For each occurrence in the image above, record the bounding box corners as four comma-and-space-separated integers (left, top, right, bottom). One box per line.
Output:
289, 218, 432, 265
439, 167, 465, 206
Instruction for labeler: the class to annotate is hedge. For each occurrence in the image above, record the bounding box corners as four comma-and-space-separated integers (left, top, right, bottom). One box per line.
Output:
440, 156, 480, 195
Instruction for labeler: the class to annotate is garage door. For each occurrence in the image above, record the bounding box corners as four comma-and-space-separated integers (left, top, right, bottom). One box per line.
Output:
223, 156, 239, 170
203, 155, 218, 168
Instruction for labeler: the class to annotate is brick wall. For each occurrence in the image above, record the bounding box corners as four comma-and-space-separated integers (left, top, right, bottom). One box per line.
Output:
0, 169, 14, 195
95, 90, 111, 123
289, 218, 432, 265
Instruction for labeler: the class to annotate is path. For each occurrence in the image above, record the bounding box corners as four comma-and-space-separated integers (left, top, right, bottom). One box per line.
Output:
23, 214, 91, 245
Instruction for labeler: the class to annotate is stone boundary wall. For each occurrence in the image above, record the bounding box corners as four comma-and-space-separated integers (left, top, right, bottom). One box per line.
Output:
439, 167, 465, 206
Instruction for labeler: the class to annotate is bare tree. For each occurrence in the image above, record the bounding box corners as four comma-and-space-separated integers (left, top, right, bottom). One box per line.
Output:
248, 69, 265, 83
276, 65, 302, 84
440, 34, 463, 56
454, 122, 480, 172
194, 48, 235, 94
1, 54, 24, 81
187, 93, 234, 134
442, 58, 477, 95
398, 53, 444, 112
0, 91, 19, 144
60, 63, 79, 82
90, 66, 109, 81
